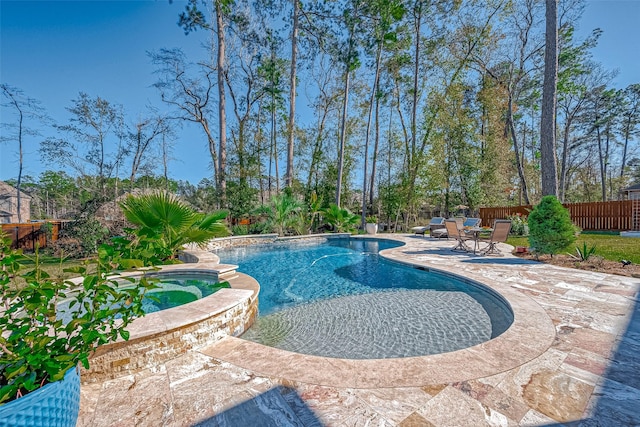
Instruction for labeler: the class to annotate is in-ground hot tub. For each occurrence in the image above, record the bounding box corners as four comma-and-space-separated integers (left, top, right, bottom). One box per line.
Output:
78, 252, 259, 383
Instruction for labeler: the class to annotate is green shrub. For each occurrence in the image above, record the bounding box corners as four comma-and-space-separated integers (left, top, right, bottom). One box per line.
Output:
54, 217, 110, 258
322, 204, 360, 233
528, 195, 576, 257
231, 224, 249, 236
507, 213, 529, 236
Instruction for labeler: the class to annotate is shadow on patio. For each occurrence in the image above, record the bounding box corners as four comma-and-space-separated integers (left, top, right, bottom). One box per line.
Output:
191, 386, 323, 427
564, 293, 640, 426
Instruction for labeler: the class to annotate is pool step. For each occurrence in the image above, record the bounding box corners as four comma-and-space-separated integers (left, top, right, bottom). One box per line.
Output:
213, 263, 239, 280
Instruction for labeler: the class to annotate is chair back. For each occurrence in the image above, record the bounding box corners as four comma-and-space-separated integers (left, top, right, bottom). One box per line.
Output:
448, 217, 465, 228
429, 217, 445, 225
463, 218, 481, 228
444, 219, 461, 238
491, 220, 512, 243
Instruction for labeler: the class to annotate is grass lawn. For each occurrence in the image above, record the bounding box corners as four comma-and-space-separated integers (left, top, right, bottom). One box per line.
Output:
506, 232, 640, 265
8, 254, 89, 289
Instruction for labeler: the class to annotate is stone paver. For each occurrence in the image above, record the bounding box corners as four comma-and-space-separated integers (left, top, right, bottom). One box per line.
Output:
78, 235, 640, 426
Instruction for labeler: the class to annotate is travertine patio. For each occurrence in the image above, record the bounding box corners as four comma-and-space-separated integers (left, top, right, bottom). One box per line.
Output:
77, 234, 640, 426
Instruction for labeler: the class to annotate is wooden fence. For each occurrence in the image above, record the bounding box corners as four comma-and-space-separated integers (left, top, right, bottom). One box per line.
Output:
1, 221, 68, 251
480, 200, 635, 232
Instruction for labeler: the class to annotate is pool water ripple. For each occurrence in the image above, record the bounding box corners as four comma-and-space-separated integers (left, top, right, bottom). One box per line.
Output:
241, 290, 493, 358
215, 238, 513, 359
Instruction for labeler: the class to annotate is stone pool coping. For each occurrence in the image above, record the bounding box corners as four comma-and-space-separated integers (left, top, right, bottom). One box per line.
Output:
201, 234, 557, 389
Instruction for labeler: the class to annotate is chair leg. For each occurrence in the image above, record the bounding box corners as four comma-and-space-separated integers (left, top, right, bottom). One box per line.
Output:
452, 238, 470, 252
480, 241, 502, 255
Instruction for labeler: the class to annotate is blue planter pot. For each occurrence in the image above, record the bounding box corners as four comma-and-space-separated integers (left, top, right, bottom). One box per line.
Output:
0, 366, 80, 427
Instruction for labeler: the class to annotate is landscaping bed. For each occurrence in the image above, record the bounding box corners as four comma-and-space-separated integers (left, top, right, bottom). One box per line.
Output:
512, 251, 640, 278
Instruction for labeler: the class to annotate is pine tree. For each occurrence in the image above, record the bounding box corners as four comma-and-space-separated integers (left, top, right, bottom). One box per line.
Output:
528, 195, 576, 257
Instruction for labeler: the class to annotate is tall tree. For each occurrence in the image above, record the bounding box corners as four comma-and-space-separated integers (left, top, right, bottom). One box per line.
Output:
1, 85, 47, 222
257, 41, 287, 198
556, 27, 600, 201
584, 83, 622, 201
620, 84, 640, 178
335, 0, 363, 207
215, 0, 229, 206
150, 48, 219, 186
129, 114, 168, 188
41, 93, 125, 201
540, 0, 559, 196
473, 0, 544, 205
177, 0, 233, 207
285, 0, 300, 189
360, 0, 405, 226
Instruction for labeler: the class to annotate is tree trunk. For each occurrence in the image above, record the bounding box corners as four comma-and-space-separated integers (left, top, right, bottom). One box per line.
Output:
17, 101, 24, 223
620, 100, 637, 177
162, 132, 169, 191
361, 41, 382, 227
256, 101, 265, 204
540, 0, 559, 197
508, 93, 531, 204
285, 0, 299, 189
410, 3, 421, 166
273, 100, 280, 194
369, 83, 381, 208
559, 121, 570, 201
336, 64, 350, 207
306, 107, 330, 193
336, 19, 355, 208
216, 1, 227, 207
596, 122, 606, 201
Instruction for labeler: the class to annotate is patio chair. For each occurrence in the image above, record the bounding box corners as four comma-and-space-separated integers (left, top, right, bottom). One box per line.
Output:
412, 217, 445, 236
444, 219, 472, 251
463, 217, 481, 228
432, 217, 480, 238
478, 220, 512, 255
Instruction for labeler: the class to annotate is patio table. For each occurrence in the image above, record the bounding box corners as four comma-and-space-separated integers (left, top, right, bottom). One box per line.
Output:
463, 227, 492, 254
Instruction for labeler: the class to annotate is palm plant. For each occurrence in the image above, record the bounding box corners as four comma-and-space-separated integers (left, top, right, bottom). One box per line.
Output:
119, 192, 228, 259
322, 204, 360, 233
255, 193, 303, 235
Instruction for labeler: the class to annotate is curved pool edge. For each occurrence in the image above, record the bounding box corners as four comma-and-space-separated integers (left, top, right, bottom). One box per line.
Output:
81, 250, 260, 384
199, 234, 556, 389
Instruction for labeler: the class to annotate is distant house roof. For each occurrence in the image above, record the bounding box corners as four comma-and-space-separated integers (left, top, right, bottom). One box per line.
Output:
0, 181, 32, 200
622, 183, 640, 192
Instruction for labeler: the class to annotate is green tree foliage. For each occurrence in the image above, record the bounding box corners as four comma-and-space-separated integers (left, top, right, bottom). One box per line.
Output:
528, 195, 576, 257
119, 192, 229, 259
41, 93, 125, 200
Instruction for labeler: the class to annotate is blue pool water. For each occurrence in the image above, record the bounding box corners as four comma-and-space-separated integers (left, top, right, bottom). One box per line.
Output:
215, 238, 514, 359
57, 273, 229, 322
141, 273, 230, 313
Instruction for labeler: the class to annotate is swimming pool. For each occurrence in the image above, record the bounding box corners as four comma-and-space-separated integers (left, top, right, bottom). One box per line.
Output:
215, 237, 514, 359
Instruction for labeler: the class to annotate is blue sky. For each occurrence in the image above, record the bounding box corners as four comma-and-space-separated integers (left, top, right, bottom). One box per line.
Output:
1, 0, 639, 185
